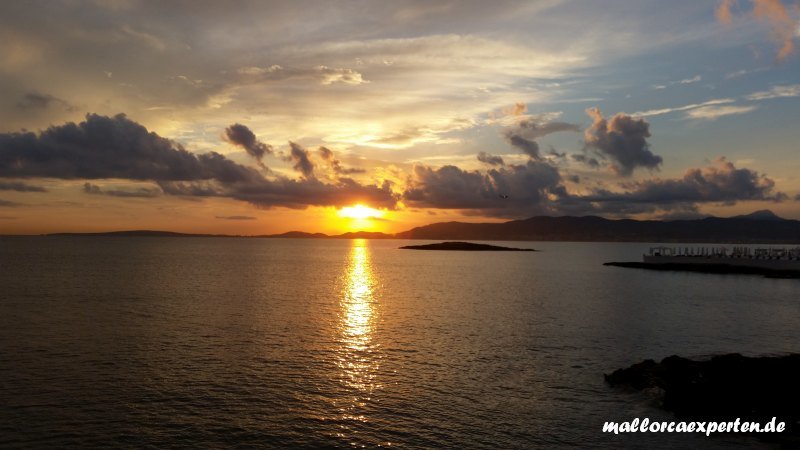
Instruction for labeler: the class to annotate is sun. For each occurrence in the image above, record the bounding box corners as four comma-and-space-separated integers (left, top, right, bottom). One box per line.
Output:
338, 204, 385, 220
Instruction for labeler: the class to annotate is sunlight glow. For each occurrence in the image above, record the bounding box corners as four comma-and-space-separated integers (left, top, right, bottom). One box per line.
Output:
338, 204, 385, 220
334, 239, 382, 425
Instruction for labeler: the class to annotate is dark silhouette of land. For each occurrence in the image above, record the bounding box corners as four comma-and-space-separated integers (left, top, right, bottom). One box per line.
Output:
47, 230, 230, 237
604, 261, 800, 279
395, 210, 800, 243
41, 230, 394, 239
22, 209, 800, 243
399, 242, 536, 251
606, 354, 800, 442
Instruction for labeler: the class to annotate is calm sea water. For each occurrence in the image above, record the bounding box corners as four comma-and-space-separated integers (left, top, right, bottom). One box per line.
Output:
2, 237, 799, 448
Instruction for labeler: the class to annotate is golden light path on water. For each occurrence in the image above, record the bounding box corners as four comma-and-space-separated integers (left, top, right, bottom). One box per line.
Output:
335, 239, 383, 438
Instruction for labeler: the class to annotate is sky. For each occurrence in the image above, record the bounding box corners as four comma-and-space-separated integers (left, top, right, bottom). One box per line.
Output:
1, 0, 799, 235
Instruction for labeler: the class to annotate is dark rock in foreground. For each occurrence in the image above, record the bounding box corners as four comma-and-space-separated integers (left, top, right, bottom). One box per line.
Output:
399, 241, 536, 251
604, 261, 800, 279
606, 354, 800, 437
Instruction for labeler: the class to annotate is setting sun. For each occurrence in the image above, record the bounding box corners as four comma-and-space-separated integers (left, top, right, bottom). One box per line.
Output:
338, 205, 385, 220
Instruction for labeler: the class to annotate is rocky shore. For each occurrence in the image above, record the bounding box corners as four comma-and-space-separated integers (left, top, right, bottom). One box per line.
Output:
606, 354, 800, 442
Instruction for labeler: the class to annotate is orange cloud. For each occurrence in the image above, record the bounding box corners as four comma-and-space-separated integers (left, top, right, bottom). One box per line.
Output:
716, 0, 737, 24
752, 0, 796, 61
716, 0, 797, 62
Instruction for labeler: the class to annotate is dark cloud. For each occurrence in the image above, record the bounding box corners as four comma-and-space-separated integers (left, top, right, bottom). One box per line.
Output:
584, 108, 662, 176
403, 160, 565, 215
82, 182, 161, 198
0, 114, 398, 209
506, 135, 540, 159
547, 148, 566, 159
0, 114, 233, 181
504, 118, 580, 159
215, 215, 257, 220
288, 142, 315, 178
157, 181, 222, 197
477, 151, 504, 166
318, 146, 334, 161
227, 177, 398, 210
571, 153, 599, 168
581, 158, 786, 206
0, 181, 47, 192
223, 123, 273, 162
17, 92, 75, 112
0, 198, 21, 207
318, 146, 366, 174
403, 156, 783, 218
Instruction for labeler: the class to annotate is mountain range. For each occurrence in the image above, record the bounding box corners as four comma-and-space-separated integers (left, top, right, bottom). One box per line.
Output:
34, 210, 800, 244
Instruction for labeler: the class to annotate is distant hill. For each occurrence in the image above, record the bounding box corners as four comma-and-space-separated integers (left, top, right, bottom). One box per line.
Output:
334, 231, 394, 239
45, 229, 395, 239
395, 211, 800, 244
256, 230, 394, 239
731, 209, 786, 221
46, 230, 233, 237
39, 210, 800, 244
258, 231, 329, 239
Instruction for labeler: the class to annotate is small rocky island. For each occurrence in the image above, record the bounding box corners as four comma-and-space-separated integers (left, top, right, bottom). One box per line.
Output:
399, 241, 536, 251
606, 353, 800, 440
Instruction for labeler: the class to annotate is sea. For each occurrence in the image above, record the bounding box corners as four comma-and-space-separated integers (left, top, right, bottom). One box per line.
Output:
1, 237, 799, 449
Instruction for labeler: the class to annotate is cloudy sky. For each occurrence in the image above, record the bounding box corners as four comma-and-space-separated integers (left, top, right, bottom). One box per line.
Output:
1, 0, 799, 234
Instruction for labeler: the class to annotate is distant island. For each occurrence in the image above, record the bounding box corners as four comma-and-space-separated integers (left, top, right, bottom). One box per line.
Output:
13, 209, 800, 244
399, 242, 536, 251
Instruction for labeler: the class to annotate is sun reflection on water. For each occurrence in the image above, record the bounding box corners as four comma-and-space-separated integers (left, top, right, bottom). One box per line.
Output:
335, 239, 381, 425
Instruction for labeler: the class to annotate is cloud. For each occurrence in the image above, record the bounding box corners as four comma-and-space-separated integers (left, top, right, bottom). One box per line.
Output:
584, 108, 662, 176
318, 146, 366, 175
745, 83, 800, 100
226, 177, 398, 210
652, 75, 703, 90
633, 98, 735, 117
679, 75, 702, 84
0, 181, 46, 192
398, 153, 784, 218
0, 198, 21, 207
316, 66, 369, 85
403, 160, 565, 215
237, 64, 368, 85
224, 123, 273, 162
504, 118, 580, 159
752, 0, 796, 61
0, 114, 399, 209
582, 157, 786, 206
476, 151, 504, 166
571, 153, 600, 168
684, 104, 758, 120
82, 182, 161, 198
716, 0, 737, 25
215, 215, 257, 220
288, 142, 315, 178
717, 0, 797, 62
17, 92, 75, 111
0, 113, 251, 182
503, 102, 528, 116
